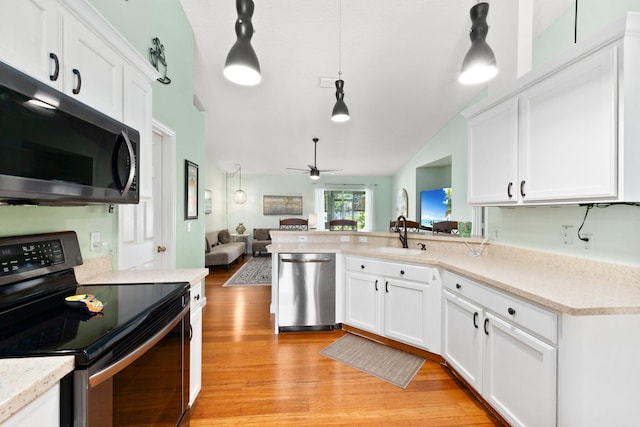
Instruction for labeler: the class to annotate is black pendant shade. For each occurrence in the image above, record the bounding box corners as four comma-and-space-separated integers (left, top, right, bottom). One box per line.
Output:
224, 0, 261, 86
459, 2, 498, 85
331, 79, 350, 122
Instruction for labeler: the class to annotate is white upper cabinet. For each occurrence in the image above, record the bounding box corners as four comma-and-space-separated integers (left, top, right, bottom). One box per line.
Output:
464, 14, 640, 206
64, 14, 124, 119
0, 0, 159, 122
467, 98, 519, 204
0, 0, 62, 89
519, 47, 617, 203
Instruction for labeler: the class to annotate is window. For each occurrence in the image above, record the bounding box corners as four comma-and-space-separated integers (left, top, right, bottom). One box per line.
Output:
314, 185, 375, 231
323, 189, 366, 229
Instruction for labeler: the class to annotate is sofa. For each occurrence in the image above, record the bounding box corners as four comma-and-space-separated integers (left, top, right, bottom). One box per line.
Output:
252, 228, 275, 256
204, 230, 245, 271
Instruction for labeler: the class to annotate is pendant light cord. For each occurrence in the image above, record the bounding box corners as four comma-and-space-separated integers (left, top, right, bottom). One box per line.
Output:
574, 0, 578, 43
338, 0, 342, 75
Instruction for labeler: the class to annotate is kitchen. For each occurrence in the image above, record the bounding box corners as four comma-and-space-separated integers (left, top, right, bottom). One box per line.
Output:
2, 0, 640, 426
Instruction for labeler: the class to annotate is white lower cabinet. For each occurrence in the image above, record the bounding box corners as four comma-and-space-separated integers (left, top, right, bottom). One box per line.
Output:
344, 256, 440, 353
1, 384, 59, 427
443, 271, 557, 427
189, 280, 204, 406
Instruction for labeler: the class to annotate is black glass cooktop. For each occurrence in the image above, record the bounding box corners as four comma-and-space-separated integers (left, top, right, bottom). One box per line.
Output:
0, 280, 188, 365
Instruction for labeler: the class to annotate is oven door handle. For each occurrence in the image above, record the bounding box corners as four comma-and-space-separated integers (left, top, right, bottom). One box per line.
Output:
89, 305, 189, 388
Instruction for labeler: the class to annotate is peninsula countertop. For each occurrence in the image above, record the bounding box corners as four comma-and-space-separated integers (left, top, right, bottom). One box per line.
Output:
268, 238, 640, 316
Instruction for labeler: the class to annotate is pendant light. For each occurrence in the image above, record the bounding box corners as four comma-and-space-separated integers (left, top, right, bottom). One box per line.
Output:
331, 0, 350, 122
459, 2, 498, 85
224, 0, 261, 86
232, 165, 247, 204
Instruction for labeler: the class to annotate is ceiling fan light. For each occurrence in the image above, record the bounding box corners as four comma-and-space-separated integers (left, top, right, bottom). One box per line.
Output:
310, 169, 320, 180
459, 2, 498, 85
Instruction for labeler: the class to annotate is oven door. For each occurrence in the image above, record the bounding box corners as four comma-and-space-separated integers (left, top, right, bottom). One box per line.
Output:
73, 305, 190, 427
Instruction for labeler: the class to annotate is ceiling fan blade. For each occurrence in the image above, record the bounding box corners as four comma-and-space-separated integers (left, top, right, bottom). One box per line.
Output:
286, 167, 310, 172
318, 168, 342, 172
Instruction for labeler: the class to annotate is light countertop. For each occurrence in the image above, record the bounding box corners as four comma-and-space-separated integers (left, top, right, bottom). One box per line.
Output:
79, 268, 209, 287
268, 241, 640, 316
0, 356, 74, 424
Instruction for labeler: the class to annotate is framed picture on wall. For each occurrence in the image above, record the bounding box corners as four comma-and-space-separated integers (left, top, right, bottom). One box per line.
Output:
185, 160, 198, 219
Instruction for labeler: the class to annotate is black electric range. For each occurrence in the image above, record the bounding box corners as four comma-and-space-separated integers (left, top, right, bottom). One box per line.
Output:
0, 231, 191, 427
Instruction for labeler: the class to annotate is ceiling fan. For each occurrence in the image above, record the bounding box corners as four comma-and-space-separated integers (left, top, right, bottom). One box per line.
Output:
287, 137, 342, 180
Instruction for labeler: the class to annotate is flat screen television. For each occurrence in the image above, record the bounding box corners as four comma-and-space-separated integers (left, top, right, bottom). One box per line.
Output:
420, 188, 451, 228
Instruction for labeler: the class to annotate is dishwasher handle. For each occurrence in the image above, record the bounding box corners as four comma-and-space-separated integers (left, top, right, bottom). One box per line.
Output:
281, 258, 333, 263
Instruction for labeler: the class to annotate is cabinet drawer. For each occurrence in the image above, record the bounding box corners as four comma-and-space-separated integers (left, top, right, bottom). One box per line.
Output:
444, 271, 557, 344
345, 256, 431, 282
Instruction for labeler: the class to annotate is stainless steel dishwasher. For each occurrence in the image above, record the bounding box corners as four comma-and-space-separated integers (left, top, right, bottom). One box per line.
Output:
278, 253, 336, 331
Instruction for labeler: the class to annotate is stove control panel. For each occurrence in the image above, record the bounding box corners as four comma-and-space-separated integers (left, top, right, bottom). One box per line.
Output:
0, 239, 65, 275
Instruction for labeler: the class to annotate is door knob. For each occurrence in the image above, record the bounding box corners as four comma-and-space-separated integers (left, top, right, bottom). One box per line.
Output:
157, 246, 167, 253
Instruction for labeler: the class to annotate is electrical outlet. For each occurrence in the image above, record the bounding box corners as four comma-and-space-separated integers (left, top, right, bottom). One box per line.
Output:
561, 225, 574, 245
297, 235, 307, 242
358, 236, 368, 243
582, 234, 592, 250
340, 235, 350, 242
494, 227, 500, 240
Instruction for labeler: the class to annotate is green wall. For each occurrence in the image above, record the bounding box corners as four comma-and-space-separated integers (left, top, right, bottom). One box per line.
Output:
392, 113, 473, 225
88, 0, 206, 268
0, 1, 205, 268
205, 172, 392, 234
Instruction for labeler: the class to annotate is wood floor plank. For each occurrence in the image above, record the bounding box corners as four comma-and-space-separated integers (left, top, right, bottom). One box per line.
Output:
190, 257, 504, 426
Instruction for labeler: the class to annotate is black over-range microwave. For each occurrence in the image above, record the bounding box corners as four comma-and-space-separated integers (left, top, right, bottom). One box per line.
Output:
0, 60, 140, 205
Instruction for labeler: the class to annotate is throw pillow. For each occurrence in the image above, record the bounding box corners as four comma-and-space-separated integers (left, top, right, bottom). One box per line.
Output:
255, 229, 270, 241
205, 236, 211, 254
218, 230, 231, 244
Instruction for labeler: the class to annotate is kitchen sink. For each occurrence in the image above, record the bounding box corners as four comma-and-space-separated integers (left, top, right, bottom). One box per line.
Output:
370, 247, 426, 256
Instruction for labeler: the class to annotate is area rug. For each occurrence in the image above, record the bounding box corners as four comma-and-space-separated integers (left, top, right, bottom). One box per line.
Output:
320, 334, 425, 389
223, 256, 272, 287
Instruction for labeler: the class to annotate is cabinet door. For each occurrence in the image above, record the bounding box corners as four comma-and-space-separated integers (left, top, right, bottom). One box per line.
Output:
0, 0, 61, 89
344, 271, 382, 334
383, 278, 430, 349
64, 15, 123, 119
467, 98, 519, 205
189, 306, 202, 406
519, 46, 618, 202
442, 290, 483, 392
2, 384, 59, 427
483, 313, 556, 427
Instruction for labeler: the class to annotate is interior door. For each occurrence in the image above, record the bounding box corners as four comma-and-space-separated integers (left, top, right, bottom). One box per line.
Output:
118, 121, 175, 270
152, 130, 166, 268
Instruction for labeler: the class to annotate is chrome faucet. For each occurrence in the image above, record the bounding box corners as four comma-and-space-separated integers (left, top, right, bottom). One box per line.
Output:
395, 215, 408, 248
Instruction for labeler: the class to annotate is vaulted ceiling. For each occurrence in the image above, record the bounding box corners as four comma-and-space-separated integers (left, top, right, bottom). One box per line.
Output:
181, 0, 574, 176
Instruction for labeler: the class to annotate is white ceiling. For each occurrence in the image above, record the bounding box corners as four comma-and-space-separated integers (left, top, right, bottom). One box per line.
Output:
181, 0, 574, 177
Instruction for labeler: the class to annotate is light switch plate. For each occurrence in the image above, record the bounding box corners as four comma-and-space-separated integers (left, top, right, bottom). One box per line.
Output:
340, 236, 350, 242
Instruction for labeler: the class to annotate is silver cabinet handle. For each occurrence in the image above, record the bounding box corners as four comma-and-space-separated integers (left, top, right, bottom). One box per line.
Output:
119, 130, 136, 197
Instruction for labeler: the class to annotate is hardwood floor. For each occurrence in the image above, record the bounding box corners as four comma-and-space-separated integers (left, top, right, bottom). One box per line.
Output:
189, 257, 503, 426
